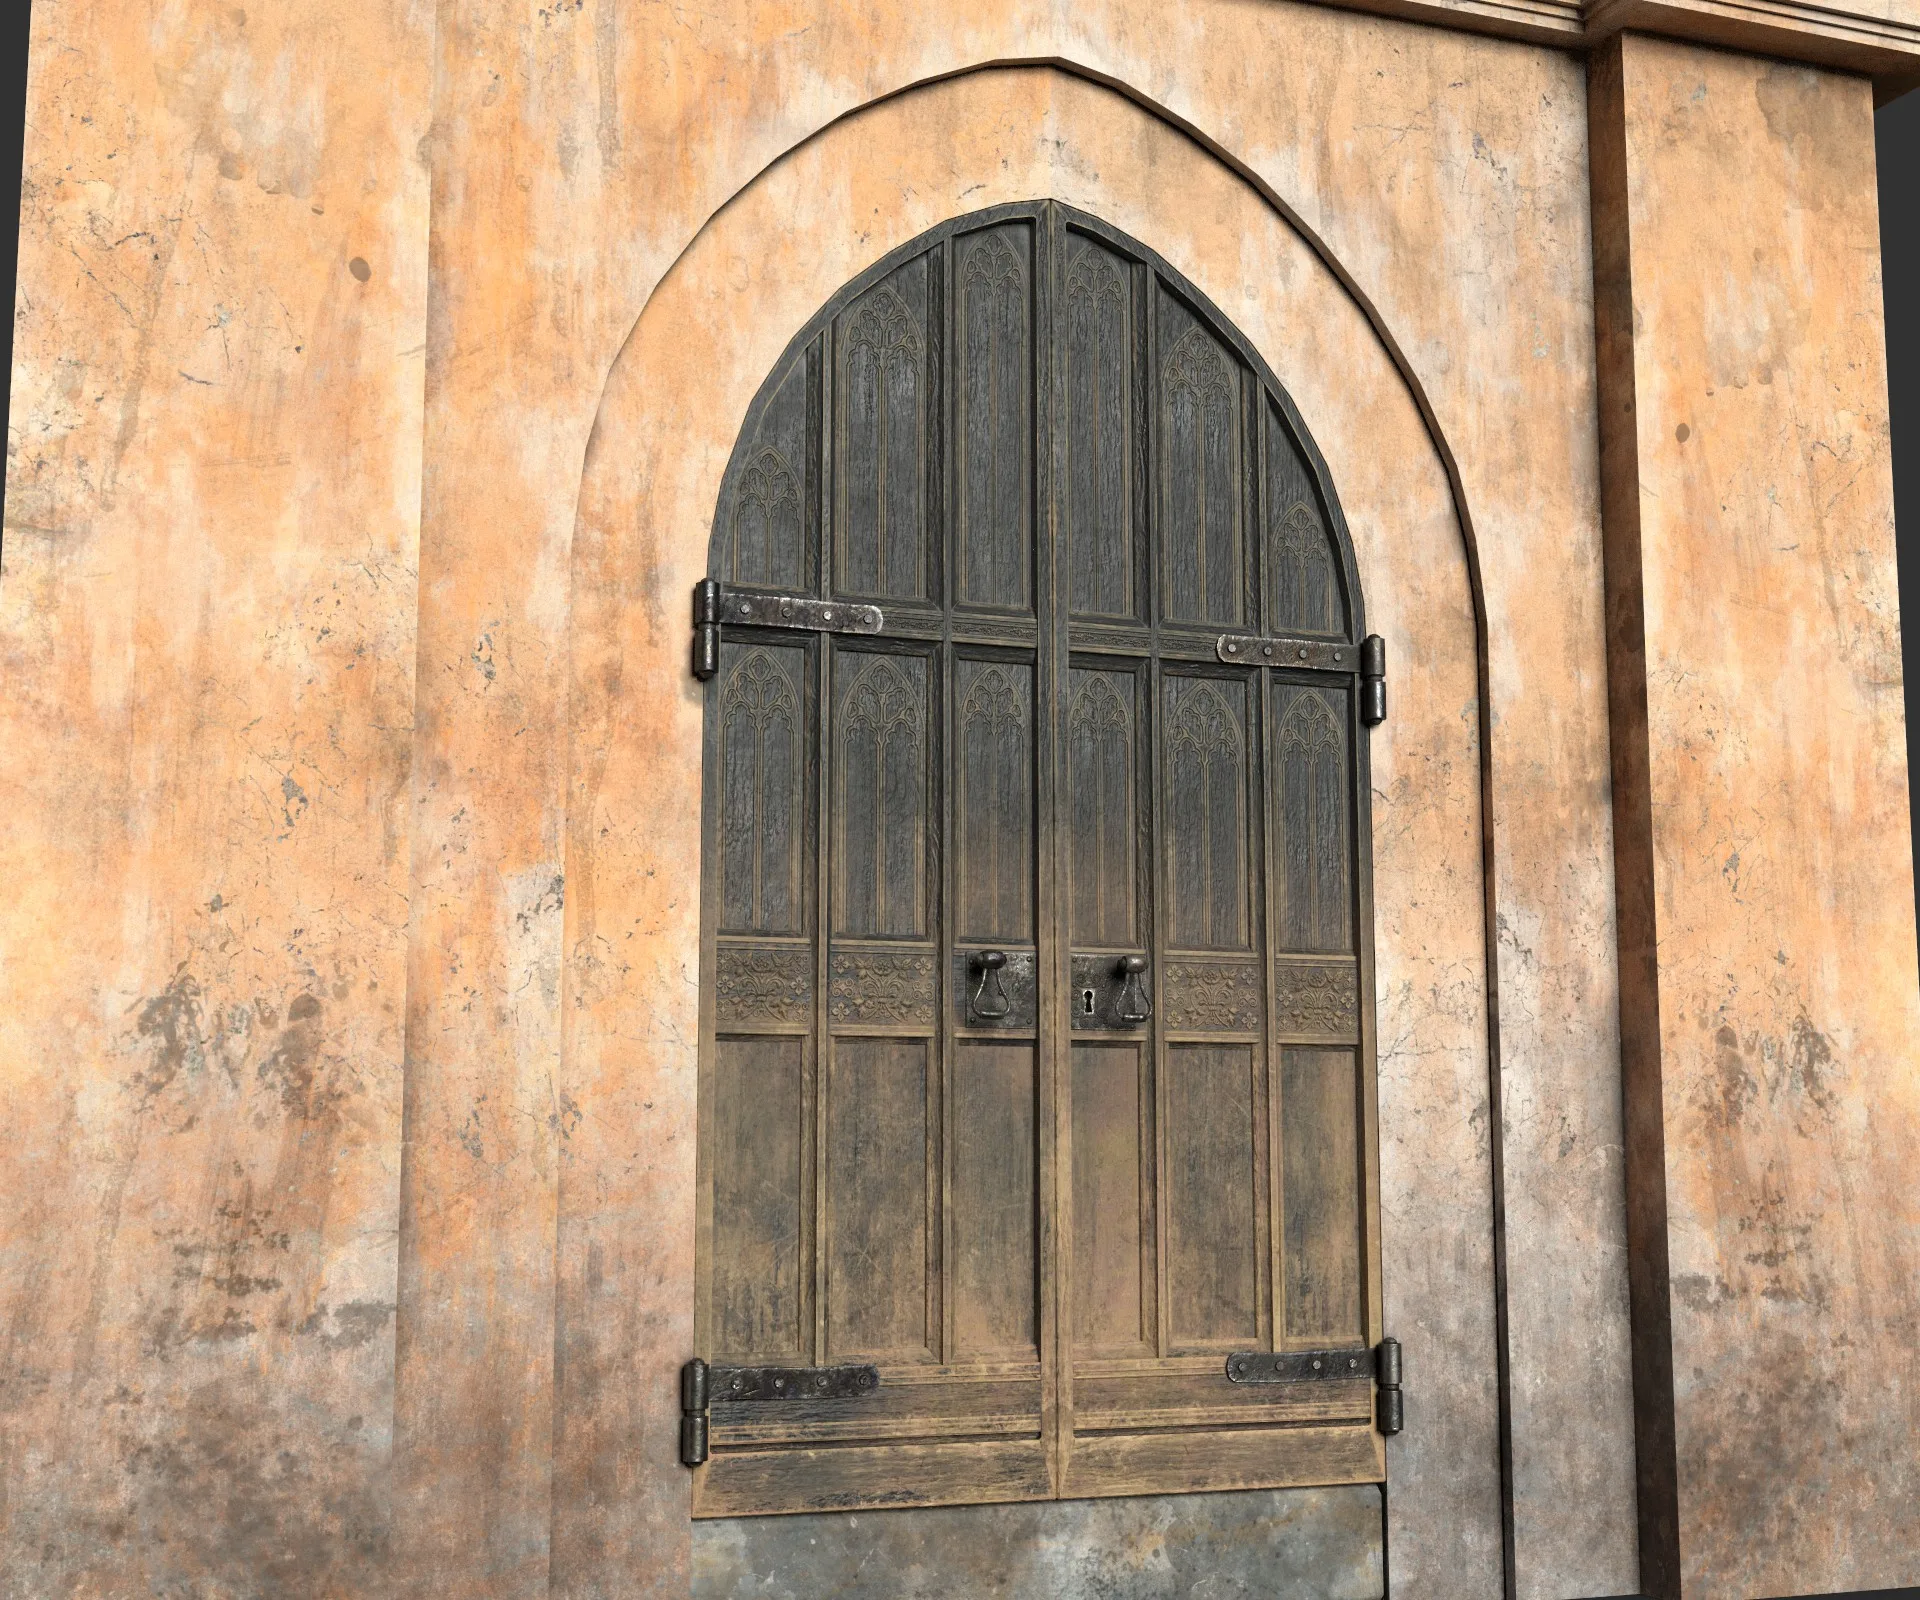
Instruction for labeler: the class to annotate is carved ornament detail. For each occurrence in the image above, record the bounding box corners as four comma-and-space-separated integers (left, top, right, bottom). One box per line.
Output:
829, 948, 937, 1025
716, 943, 813, 1025
1163, 959, 1262, 1032
1274, 960, 1359, 1038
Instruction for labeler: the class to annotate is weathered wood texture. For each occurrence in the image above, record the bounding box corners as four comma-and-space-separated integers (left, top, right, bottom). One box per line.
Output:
1590, 36, 1920, 1599
0, 0, 430, 1595
697, 205, 1381, 1514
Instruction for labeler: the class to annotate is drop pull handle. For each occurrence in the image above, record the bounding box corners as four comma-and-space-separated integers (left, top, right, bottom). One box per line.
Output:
971, 950, 1011, 1020
1114, 955, 1151, 1026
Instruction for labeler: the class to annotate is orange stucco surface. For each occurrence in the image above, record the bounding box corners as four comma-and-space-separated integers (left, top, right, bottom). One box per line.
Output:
1595, 36, 1920, 1598
1, 1, 1911, 1597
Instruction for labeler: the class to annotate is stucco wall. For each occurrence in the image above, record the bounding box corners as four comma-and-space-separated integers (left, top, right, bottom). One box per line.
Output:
1593, 37, 1920, 1599
2, 0, 429, 1593
8, 1, 1902, 1597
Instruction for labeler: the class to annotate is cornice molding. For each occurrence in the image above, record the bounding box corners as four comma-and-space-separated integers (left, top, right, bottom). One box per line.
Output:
1311, 0, 1920, 96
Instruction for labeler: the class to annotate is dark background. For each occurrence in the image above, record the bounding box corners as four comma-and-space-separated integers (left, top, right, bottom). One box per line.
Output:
0, 9, 1913, 1600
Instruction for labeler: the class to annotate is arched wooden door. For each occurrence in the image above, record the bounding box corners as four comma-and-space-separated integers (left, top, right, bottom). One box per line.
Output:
689, 202, 1389, 1518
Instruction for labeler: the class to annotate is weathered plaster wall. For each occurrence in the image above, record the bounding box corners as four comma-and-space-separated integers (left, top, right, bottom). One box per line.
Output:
1, 0, 431, 1595
565, 64, 1496, 1597
4, 1, 1650, 1596
1591, 36, 1920, 1599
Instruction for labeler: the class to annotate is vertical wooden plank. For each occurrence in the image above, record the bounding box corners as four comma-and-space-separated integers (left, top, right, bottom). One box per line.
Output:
1265, 402, 1348, 638
719, 643, 809, 935
1067, 667, 1138, 948
1164, 675, 1251, 951
835, 255, 931, 601
955, 223, 1034, 611
722, 350, 811, 590
1281, 1047, 1365, 1348
1156, 289, 1245, 627
833, 650, 930, 938
1033, 202, 1065, 1502
826, 1037, 934, 1362
811, 631, 833, 1367
1070, 1043, 1152, 1354
1165, 1043, 1260, 1349
1274, 683, 1353, 955
950, 1043, 1039, 1359
1063, 235, 1134, 619
956, 659, 1034, 943
711, 1037, 807, 1361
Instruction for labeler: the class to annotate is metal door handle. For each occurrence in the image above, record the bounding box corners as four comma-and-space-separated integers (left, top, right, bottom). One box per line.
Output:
1115, 955, 1151, 1025
971, 950, 1011, 1020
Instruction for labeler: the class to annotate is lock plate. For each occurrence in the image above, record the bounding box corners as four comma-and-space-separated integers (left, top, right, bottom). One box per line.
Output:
1070, 953, 1152, 1031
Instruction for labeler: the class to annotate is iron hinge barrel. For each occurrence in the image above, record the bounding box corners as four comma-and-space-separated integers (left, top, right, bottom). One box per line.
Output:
680, 1357, 711, 1466
680, 1357, 881, 1467
1376, 1335, 1403, 1435
1360, 633, 1386, 727
1212, 630, 1386, 727
691, 580, 885, 681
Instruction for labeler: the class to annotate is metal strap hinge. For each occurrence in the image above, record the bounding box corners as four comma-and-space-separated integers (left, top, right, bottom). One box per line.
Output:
679, 1357, 881, 1466
692, 579, 885, 680
1223, 1336, 1403, 1436
1213, 630, 1387, 727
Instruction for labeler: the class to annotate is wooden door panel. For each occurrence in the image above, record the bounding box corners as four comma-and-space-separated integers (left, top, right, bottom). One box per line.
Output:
949, 1042, 1039, 1360
1164, 675, 1253, 952
702, 1439, 1051, 1519
1163, 1042, 1261, 1350
709, 1370, 1043, 1449
1066, 666, 1139, 950
1062, 1424, 1384, 1502
955, 222, 1035, 613
701, 204, 1378, 1517
826, 1037, 936, 1363
1273, 682, 1352, 954
720, 643, 810, 936
1062, 235, 1137, 620
1264, 401, 1348, 638
711, 1035, 809, 1363
1071, 1364, 1371, 1431
1069, 1041, 1154, 1357
835, 257, 932, 602
723, 346, 814, 591
1157, 288, 1246, 628
833, 649, 932, 939
955, 658, 1034, 944
1280, 1046, 1365, 1347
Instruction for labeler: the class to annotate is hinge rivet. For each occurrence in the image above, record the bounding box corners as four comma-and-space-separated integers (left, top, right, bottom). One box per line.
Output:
739, 602, 753, 617
1262, 644, 1274, 658
1297, 647, 1308, 659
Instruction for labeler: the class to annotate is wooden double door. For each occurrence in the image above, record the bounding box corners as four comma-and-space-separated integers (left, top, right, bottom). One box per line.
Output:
695, 203, 1383, 1517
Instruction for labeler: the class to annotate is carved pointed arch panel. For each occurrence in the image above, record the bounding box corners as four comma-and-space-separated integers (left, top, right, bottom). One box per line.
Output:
699, 203, 1379, 1518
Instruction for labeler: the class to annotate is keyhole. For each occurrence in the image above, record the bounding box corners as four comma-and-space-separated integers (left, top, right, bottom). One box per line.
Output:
1081, 989, 1095, 1016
